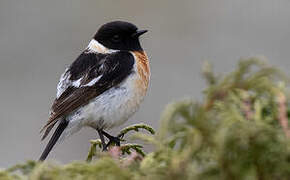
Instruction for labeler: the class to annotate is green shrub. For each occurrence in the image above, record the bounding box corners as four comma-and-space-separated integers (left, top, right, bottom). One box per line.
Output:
2, 57, 290, 180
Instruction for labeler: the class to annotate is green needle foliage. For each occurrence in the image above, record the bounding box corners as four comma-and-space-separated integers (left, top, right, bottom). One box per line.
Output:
2, 57, 290, 180
118, 123, 155, 137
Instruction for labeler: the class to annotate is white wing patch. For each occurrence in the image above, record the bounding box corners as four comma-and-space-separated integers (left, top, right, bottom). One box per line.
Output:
72, 78, 83, 87
82, 75, 102, 87
56, 67, 103, 98
56, 68, 72, 98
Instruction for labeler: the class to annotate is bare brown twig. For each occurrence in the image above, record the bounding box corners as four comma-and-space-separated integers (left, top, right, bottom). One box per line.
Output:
242, 95, 253, 120
277, 92, 290, 137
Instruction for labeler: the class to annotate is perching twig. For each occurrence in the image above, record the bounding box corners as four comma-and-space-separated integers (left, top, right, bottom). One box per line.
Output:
86, 123, 155, 161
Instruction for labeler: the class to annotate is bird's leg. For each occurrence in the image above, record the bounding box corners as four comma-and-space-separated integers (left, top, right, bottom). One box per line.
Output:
101, 130, 121, 150
97, 129, 107, 151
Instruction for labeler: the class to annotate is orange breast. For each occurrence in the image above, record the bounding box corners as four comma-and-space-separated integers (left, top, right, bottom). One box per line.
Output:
132, 51, 150, 96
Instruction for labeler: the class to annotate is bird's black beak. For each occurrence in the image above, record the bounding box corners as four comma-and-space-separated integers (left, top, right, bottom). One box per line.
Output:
131, 30, 148, 38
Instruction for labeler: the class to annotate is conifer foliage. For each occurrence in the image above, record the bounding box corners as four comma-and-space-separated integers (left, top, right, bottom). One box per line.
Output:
1, 58, 290, 180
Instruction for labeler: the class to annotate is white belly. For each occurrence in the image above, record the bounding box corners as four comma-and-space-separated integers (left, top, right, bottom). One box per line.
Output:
59, 71, 146, 141
80, 73, 144, 129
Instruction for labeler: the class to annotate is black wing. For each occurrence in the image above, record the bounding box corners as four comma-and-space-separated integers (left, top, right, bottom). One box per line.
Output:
41, 51, 135, 140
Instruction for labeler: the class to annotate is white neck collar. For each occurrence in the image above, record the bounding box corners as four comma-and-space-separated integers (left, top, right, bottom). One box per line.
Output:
87, 39, 119, 54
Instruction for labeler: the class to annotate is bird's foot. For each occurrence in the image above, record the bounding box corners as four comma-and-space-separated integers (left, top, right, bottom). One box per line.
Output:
101, 130, 121, 151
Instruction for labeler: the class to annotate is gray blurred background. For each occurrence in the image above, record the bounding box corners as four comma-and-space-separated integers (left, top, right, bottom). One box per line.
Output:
1, 0, 290, 167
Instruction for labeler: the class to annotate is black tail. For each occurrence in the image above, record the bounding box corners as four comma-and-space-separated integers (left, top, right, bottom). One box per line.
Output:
39, 119, 68, 161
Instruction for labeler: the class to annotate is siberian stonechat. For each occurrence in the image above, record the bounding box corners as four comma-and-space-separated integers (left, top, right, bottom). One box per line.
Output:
39, 21, 150, 161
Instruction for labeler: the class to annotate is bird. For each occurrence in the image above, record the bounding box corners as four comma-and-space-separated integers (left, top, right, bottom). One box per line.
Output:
39, 21, 150, 161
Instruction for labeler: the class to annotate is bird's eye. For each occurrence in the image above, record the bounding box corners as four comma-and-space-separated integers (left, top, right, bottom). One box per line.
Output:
111, 34, 121, 42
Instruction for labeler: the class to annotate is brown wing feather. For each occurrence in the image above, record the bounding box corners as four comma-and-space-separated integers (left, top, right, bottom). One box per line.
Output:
40, 87, 99, 140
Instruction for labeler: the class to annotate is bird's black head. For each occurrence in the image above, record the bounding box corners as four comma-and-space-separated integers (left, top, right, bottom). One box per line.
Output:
94, 21, 147, 51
